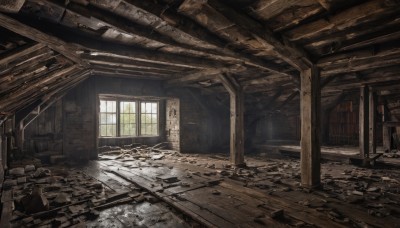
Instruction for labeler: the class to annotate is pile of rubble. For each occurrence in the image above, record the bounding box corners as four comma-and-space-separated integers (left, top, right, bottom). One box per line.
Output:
1, 162, 151, 227
98, 142, 178, 162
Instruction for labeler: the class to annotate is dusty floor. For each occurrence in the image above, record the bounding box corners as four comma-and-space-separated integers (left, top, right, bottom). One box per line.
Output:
2, 146, 400, 227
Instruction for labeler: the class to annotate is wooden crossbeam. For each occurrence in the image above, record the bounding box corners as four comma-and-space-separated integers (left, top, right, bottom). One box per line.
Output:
178, 0, 312, 70
0, 13, 89, 67
166, 66, 246, 87
116, 0, 297, 76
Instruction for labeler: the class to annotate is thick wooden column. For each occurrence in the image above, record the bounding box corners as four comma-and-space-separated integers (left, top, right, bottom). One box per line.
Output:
218, 74, 245, 166
300, 66, 321, 188
369, 90, 376, 154
359, 86, 369, 159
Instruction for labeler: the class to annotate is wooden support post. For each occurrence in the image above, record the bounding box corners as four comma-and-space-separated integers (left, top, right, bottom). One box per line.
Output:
359, 86, 369, 161
300, 66, 321, 188
218, 74, 245, 166
369, 89, 376, 154
382, 105, 391, 152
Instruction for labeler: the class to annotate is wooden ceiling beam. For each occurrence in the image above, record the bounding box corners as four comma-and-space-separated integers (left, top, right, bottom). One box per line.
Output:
33, 0, 239, 60
319, 44, 400, 76
0, 65, 80, 112
80, 53, 195, 71
247, 0, 314, 21
165, 66, 246, 87
0, 13, 89, 67
286, 0, 400, 42
0, 42, 45, 66
91, 65, 172, 78
111, 0, 297, 76
89, 62, 181, 74
178, 0, 312, 71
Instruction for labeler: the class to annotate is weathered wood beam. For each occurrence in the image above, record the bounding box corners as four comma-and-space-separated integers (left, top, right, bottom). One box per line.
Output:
166, 66, 246, 87
324, 69, 400, 91
9, 15, 232, 69
0, 45, 52, 75
319, 44, 400, 76
0, 65, 80, 112
300, 66, 321, 188
218, 73, 245, 166
304, 14, 400, 55
359, 86, 369, 161
0, 42, 45, 66
80, 53, 193, 71
90, 63, 180, 75
178, 0, 312, 70
92, 70, 167, 80
119, 0, 298, 75
0, 13, 88, 67
286, 0, 400, 42
247, 0, 314, 21
53, 0, 232, 57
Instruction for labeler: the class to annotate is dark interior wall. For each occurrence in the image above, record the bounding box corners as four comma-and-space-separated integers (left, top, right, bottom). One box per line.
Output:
251, 113, 300, 145
63, 79, 96, 160
93, 76, 166, 147
167, 88, 229, 153
24, 76, 168, 161
24, 100, 63, 155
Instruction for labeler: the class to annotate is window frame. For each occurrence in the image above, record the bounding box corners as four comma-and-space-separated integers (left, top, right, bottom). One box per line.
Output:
98, 95, 159, 138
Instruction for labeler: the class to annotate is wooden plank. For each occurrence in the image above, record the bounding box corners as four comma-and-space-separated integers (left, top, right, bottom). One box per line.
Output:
218, 74, 245, 166
359, 86, 369, 160
0, 42, 45, 66
0, 13, 88, 67
286, 0, 400, 42
300, 66, 321, 188
219, 182, 346, 228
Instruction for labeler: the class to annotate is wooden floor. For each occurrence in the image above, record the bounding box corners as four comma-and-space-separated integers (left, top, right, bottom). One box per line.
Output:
91, 152, 400, 227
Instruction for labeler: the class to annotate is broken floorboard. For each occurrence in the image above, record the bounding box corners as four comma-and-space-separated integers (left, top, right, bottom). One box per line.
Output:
93, 152, 400, 228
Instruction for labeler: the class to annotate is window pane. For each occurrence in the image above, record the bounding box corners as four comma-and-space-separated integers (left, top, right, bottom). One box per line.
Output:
151, 124, 157, 135
151, 103, 157, 113
107, 114, 116, 124
100, 100, 106, 112
100, 114, 107, 124
141, 124, 146, 135
121, 102, 136, 113
100, 125, 107, 136
146, 124, 152, 135
141, 102, 145, 112
146, 103, 152, 113
151, 114, 157, 123
107, 125, 116, 137
120, 123, 136, 136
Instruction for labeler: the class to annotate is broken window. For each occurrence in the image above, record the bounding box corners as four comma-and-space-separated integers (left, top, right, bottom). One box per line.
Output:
99, 98, 158, 137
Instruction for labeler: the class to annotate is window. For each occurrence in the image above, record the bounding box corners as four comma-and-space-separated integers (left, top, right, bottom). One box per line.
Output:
141, 102, 158, 136
99, 98, 158, 137
120, 102, 136, 136
100, 100, 117, 137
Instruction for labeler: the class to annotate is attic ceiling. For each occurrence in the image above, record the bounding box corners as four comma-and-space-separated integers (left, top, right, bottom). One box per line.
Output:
0, 0, 400, 119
